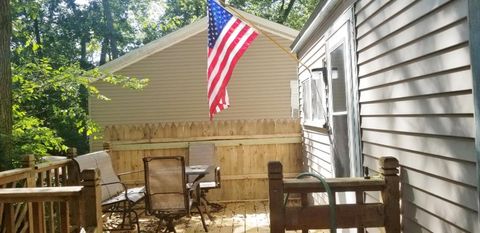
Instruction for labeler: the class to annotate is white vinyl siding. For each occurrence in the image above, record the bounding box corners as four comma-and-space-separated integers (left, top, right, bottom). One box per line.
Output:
298, 29, 333, 205
355, 0, 478, 232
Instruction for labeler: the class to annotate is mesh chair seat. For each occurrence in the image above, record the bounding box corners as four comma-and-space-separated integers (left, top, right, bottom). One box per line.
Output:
144, 156, 208, 233
102, 186, 145, 206
188, 144, 221, 203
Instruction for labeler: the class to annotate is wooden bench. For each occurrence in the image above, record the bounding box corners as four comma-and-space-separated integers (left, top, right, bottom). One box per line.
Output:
72, 151, 145, 232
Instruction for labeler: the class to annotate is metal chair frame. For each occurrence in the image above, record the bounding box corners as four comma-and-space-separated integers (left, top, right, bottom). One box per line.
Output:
143, 156, 208, 233
188, 144, 222, 212
73, 151, 145, 232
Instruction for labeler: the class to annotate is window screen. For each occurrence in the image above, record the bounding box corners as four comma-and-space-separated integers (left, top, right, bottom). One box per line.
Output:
301, 78, 311, 120
330, 44, 347, 112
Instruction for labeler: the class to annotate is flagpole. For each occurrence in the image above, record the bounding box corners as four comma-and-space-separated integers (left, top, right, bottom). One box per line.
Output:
223, 2, 312, 73
219, 1, 338, 158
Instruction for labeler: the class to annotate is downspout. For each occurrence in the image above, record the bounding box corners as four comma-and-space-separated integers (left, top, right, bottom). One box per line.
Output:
467, 0, 480, 230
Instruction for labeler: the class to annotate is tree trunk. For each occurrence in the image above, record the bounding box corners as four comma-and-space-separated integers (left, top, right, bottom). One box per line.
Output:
0, 0, 13, 171
100, 38, 108, 65
278, 0, 296, 24
33, 17, 43, 57
80, 35, 89, 69
102, 0, 118, 59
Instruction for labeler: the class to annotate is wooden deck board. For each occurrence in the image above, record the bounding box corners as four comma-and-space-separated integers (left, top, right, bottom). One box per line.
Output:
105, 201, 329, 233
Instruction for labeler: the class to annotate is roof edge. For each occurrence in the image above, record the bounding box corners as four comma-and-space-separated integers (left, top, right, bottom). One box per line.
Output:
99, 17, 208, 73
231, 8, 299, 40
99, 8, 299, 74
291, 0, 340, 53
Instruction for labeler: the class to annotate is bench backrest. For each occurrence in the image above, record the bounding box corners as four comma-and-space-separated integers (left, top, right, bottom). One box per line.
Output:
73, 151, 124, 201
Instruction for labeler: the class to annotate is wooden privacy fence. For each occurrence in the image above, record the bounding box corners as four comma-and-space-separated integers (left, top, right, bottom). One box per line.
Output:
0, 154, 102, 233
100, 118, 303, 201
268, 157, 400, 233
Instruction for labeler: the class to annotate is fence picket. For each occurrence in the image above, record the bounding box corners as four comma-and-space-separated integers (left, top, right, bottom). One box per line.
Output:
102, 119, 302, 201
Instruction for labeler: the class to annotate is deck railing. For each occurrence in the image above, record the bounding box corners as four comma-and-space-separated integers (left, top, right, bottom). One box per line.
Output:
0, 152, 102, 233
268, 156, 400, 233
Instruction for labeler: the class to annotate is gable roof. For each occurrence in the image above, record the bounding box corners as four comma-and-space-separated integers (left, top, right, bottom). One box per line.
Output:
100, 9, 299, 73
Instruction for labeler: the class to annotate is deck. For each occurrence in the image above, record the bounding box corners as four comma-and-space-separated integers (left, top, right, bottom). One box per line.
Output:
106, 201, 328, 233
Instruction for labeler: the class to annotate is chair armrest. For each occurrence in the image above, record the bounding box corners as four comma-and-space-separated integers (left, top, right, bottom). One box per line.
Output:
101, 181, 123, 186
117, 170, 144, 177
215, 166, 221, 188
101, 181, 131, 202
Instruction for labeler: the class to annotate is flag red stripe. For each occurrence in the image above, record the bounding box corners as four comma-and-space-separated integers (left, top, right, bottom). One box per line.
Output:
208, 19, 242, 77
208, 28, 254, 112
209, 31, 258, 117
207, 2, 258, 119
209, 31, 258, 115
208, 24, 250, 97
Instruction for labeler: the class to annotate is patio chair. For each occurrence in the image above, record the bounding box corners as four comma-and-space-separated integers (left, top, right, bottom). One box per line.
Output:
73, 151, 145, 232
188, 144, 221, 207
143, 156, 208, 233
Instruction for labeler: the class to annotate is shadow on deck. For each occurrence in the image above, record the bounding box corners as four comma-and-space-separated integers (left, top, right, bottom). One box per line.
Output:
104, 201, 328, 233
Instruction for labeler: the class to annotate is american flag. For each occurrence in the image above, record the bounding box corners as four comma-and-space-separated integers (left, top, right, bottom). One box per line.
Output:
207, 0, 258, 119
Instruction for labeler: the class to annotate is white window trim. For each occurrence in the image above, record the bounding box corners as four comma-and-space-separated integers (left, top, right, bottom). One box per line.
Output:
301, 71, 328, 128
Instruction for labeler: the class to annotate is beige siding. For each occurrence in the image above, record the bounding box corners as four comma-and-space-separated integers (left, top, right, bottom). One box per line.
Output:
355, 0, 478, 232
89, 30, 297, 128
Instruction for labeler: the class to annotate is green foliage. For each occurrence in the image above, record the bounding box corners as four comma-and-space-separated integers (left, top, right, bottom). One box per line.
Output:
11, 58, 148, 161
5, 0, 318, 167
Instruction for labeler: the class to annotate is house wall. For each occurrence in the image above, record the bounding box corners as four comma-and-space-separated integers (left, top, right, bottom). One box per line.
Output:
298, 34, 334, 203
355, 0, 478, 232
296, 1, 355, 204
89, 30, 297, 126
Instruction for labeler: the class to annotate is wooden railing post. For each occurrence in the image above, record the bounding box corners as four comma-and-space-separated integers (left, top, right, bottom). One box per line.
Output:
23, 154, 46, 233
23, 154, 36, 188
66, 147, 78, 186
103, 142, 111, 152
380, 157, 400, 233
4, 202, 15, 233
65, 147, 80, 232
268, 161, 284, 233
81, 168, 102, 232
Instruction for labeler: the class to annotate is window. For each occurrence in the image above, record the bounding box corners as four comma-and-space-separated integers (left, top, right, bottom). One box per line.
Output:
301, 78, 311, 120
330, 44, 347, 113
311, 71, 326, 122
290, 80, 300, 118
301, 65, 327, 127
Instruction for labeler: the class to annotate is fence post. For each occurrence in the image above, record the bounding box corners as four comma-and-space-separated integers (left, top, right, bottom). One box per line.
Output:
81, 168, 102, 232
268, 161, 284, 233
380, 157, 400, 233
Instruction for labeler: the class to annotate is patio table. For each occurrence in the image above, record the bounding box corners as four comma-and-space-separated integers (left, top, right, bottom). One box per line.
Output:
185, 165, 215, 221
186, 165, 214, 183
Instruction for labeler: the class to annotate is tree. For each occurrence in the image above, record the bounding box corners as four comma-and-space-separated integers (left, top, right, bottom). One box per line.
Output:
11, 59, 148, 160
277, 0, 296, 24
0, 0, 13, 171
101, 0, 119, 63
157, 0, 318, 36
2, 0, 318, 168
5, 0, 151, 164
